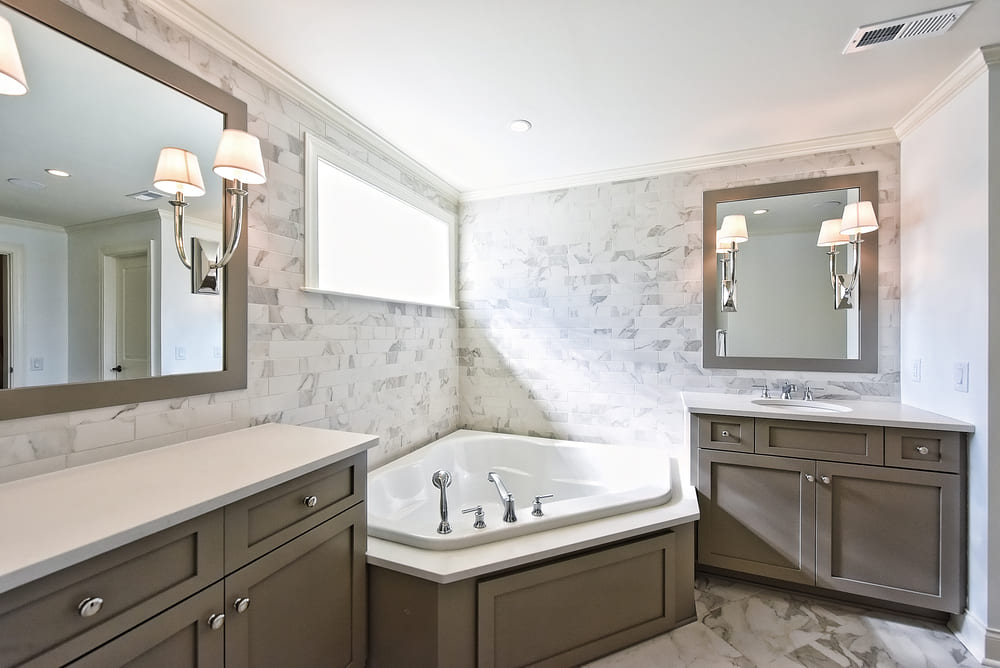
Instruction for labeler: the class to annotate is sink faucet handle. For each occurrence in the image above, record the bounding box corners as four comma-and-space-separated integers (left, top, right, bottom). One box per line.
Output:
532, 494, 555, 517
751, 384, 771, 398
801, 382, 822, 401
461, 505, 486, 529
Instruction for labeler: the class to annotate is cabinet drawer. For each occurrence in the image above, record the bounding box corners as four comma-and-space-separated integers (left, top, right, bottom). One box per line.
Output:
885, 428, 961, 473
0, 511, 223, 668
696, 415, 754, 453
755, 419, 883, 465
225, 454, 364, 572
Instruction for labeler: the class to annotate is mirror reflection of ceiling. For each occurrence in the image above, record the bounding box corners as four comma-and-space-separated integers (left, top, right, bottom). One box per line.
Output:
0, 4, 223, 228
717, 189, 858, 237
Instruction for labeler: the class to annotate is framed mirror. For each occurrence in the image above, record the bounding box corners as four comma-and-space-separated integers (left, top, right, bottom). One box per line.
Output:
0, 0, 247, 419
703, 172, 878, 373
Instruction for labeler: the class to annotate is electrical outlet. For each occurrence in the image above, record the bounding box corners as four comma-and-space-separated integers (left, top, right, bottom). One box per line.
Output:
29, 357, 43, 371
174, 346, 186, 361
910, 358, 921, 383
953, 362, 969, 393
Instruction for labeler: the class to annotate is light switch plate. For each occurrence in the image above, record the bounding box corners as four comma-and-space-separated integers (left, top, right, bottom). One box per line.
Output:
910, 358, 921, 383
29, 357, 43, 371
954, 362, 969, 392
174, 346, 186, 361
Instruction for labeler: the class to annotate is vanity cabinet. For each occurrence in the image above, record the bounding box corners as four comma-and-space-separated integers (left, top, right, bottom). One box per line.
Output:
695, 415, 965, 613
0, 444, 367, 668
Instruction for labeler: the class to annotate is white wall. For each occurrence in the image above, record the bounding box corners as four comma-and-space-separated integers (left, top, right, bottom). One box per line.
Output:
899, 68, 993, 653
0, 219, 68, 387
158, 213, 223, 375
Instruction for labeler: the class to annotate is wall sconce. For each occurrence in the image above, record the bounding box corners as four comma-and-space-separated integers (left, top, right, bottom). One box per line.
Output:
152, 129, 266, 273
0, 16, 28, 95
717, 214, 749, 312
816, 201, 879, 309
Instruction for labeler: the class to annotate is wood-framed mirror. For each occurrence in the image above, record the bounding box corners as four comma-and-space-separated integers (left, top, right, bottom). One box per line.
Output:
0, 0, 247, 420
703, 172, 879, 373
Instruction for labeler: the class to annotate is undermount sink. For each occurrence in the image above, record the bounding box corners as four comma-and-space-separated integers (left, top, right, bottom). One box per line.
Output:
750, 398, 853, 413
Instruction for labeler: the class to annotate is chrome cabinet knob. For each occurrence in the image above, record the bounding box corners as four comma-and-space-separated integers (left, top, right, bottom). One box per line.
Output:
820, 475, 832, 485
720, 430, 730, 437
804, 474, 815, 483
208, 613, 225, 630
302, 495, 318, 508
233, 597, 251, 614
77, 597, 104, 618
915, 445, 930, 455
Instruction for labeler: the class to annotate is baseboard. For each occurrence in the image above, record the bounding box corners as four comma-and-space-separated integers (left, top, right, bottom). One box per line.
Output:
949, 608, 1000, 665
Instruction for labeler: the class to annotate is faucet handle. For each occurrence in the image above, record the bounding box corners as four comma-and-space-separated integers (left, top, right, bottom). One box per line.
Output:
532, 494, 555, 517
751, 384, 771, 398
461, 505, 486, 529
801, 382, 822, 401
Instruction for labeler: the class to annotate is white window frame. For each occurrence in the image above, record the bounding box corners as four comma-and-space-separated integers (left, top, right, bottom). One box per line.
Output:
303, 131, 457, 308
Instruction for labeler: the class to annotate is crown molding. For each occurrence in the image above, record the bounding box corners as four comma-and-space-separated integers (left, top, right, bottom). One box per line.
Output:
894, 44, 1000, 140
140, 0, 460, 204
459, 129, 898, 202
0, 215, 66, 233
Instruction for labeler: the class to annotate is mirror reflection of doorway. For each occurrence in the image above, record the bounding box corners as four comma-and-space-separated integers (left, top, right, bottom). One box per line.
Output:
102, 250, 151, 380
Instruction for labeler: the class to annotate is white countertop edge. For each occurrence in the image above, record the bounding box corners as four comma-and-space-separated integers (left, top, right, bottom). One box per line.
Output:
366, 486, 700, 585
681, 392, 975, 432
0, 424, 378, 595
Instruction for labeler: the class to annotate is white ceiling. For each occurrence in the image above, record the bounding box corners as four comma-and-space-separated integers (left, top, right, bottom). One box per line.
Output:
182, 1, 999, 194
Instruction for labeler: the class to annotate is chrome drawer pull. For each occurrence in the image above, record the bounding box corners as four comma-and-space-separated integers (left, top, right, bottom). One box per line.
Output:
233, 597, 251, 614
77, 597, 104, 618
804, 474, 815, 483
820, 475, 832, 485
915, 445, 930, 455
208, 613, 225, 630
302, 495, 318, 508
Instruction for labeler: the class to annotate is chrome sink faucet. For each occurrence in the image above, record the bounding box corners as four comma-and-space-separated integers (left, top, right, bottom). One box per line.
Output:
487, 471, 517, 523
781, 383, 797, 400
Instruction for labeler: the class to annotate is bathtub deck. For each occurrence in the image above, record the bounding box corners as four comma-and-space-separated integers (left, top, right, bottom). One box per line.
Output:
366, 484, 699, 584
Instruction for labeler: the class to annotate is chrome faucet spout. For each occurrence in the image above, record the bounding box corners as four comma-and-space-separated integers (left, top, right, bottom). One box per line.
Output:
487, 471, 517, 523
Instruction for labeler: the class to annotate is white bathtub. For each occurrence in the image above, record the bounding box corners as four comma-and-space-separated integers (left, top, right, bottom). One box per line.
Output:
367, 430, 673, 550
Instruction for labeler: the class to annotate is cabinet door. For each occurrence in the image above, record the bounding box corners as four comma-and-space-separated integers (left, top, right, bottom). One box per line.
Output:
65, 583, 224, 668
816, 463, 962, 612
698, 450, 816, 584
225, 503, 366, 668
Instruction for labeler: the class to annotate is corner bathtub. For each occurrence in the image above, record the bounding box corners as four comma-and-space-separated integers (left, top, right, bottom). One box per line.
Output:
367, 430, 673, 550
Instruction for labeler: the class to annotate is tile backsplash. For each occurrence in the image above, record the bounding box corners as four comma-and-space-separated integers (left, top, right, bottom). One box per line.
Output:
458, 145, 901, 453
0, 0, 459, 482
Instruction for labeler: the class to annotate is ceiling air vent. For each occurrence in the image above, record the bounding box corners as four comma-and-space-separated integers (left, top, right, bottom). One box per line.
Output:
843, 2, 972, 54
125, 189, 166, 201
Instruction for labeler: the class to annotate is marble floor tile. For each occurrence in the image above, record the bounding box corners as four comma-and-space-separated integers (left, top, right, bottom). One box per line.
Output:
590, 576, 983, 668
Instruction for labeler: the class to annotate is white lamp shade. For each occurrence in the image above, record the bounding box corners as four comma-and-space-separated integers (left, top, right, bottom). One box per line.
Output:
0, 16, 28, 96
718, 215, 749, 244
840, 201, 879, 236
213, 129, 266, 184
816, 219, 851, 247
715, 239, 734, 253
153, 147, 207, 197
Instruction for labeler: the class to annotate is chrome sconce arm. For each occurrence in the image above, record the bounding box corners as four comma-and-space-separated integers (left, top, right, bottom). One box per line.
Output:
826, 235, 864, 310
817, 202, 879, 311
212, 179, 248, 270
169, 192, 193, 269
719, 245, 738, 312
716, 214, 749, 313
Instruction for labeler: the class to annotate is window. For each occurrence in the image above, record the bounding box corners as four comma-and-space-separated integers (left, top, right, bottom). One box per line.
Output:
304, 133, 455, 307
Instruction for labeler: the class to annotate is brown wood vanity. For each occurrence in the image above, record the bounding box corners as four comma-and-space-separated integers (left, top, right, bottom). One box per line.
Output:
0, 424, 374, 668
693, 411, 968, 614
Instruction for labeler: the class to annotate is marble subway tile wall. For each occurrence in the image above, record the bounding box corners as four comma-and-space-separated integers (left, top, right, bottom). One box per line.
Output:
0, 0, 458, 483
458, 145, 901, 462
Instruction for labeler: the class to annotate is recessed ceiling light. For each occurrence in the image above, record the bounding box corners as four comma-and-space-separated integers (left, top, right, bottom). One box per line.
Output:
753, 209, 768, 215
7, 178, 45, 190
509, 119, 532, 133
45, 168, 71, 177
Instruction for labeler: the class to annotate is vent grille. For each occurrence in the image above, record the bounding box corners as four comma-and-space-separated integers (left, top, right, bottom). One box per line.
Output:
844, 2, 972, 54
125, 189, 165, 201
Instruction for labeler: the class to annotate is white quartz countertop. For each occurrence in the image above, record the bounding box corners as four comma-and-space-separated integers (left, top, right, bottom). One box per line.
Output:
682, 392, 975, 432
0, 423, 377, 595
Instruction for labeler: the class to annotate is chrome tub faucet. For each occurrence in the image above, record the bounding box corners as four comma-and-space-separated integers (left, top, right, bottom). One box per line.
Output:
431, 470, 452, 534
487, 471, 517, 523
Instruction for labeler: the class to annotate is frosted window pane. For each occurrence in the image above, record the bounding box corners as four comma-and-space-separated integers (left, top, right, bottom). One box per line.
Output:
316, 159, 451, 306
